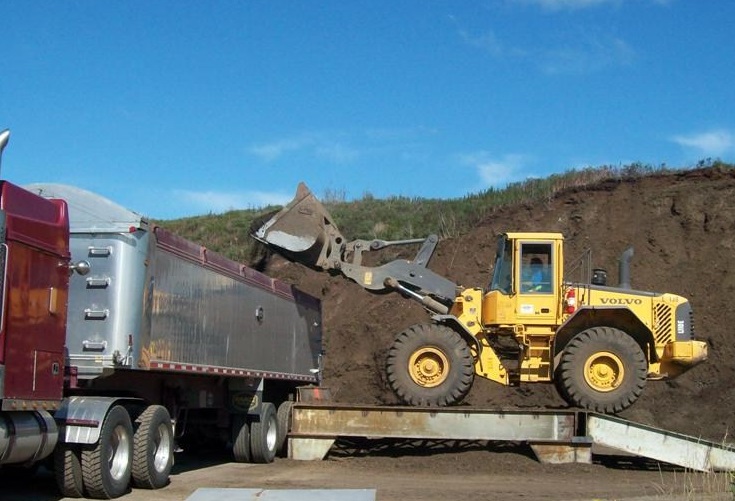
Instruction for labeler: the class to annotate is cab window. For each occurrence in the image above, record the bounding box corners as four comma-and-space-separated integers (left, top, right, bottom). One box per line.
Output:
489, 237, 513, 294
520, 243, 552, 293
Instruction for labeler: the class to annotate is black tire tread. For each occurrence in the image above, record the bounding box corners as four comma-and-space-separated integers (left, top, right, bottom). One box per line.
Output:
54, 444, 84, 498
232, 415, 250, 463
132, 405, 173, 489
81, 405, 133, 499
276, 400, 294, 457
558, 326, 647, 414
386, 323, 474, 407
250, 402, 277, 464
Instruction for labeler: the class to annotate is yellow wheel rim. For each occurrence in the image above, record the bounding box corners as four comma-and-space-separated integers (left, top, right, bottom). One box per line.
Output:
408, 347, 449, 388
583, 351, 625, 392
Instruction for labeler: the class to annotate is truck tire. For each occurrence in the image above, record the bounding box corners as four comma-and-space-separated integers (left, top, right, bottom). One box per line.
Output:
54, 443, 84, 498
386, 323, 474, 407
250, 402, 277, 464
557, 326, 647, 414
276, 400, 294, 457
231, 415, 251, 463
81, 405, 133, 499
132, 405, 173, 489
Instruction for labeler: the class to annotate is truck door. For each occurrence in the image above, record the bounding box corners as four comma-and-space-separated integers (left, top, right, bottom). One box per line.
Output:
515, 240, 558, 325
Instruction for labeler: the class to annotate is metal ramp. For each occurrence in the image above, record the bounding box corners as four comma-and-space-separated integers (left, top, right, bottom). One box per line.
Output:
288, 403, 735, 472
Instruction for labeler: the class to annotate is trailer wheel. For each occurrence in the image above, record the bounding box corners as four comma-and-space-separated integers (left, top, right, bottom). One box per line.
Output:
250, 402, 277, 464
276, 401, 294, 457
81, 405, 133, 499
386, 323, 474, 407
558, 326, 647, 413
231, 415, 250, 463
54, 443, 84, 498
132, 405, 173, 489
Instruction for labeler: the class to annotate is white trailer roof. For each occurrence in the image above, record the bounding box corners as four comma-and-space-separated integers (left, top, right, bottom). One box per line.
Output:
25, 183, 148, 233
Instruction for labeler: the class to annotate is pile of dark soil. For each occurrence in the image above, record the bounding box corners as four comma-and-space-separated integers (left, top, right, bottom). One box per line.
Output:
258, 167, 735, 441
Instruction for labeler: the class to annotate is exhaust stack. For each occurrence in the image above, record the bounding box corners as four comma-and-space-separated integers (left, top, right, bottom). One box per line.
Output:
0, 129, 10, 175
618, 246, 634, 289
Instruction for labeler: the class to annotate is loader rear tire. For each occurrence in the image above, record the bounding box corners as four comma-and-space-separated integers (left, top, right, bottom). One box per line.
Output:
386, 323, 474, 407
558, 326, 647, 414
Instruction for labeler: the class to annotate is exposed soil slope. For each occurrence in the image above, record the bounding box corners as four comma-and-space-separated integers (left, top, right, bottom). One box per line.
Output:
258, 167, 735, 441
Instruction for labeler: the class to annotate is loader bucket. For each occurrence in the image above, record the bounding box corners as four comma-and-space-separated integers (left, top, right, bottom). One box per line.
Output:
251, 182, 343, 270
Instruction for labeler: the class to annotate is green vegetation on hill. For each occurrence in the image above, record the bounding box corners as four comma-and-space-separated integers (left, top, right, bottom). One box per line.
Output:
159, 160, 732, 263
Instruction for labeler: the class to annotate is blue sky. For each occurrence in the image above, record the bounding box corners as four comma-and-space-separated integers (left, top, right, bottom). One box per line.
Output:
2, 1, 733, 220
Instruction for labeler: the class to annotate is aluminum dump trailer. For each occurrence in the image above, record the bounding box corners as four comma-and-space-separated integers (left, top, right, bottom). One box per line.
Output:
14, 182, 324, 498
28, 184, 322, 383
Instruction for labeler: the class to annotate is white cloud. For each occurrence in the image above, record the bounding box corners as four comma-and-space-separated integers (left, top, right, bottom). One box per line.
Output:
249, 133, 359, 164
539, 36, 635, 74
459, 152, 531, 187
512, 0, 669, 10
174, 189, 292, 214
249, 136, 312, 162
454, 14, 634, 74
671, 129, 735, 157
458, 28, 505, 58
315, 142, 360, 163
514, 0, 619, 10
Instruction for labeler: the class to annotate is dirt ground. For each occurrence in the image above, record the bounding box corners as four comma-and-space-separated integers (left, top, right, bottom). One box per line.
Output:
5, 445, 732, 501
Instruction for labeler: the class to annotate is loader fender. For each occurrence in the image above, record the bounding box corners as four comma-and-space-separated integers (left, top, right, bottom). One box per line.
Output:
552, 306, 654, 365
55, 396, 144, 445
432, 314, 482, 354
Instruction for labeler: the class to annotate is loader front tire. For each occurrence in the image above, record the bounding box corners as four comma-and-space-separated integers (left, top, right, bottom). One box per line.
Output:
386, 323, 474, 407
558, 326, 647, 414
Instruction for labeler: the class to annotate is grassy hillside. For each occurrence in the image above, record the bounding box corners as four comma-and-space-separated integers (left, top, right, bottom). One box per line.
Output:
160, 160, 731, 263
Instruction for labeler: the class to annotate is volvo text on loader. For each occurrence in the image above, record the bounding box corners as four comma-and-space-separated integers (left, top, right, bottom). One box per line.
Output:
252, 183, 708, 414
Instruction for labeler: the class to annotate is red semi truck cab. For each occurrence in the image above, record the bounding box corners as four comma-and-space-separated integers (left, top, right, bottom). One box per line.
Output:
0, 181, 71, 409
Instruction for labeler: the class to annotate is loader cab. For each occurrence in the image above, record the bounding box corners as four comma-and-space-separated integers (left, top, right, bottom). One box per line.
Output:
483, 232, 564, 328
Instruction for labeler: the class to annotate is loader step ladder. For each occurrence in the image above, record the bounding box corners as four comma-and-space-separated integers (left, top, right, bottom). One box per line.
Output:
288, 403, 735, 472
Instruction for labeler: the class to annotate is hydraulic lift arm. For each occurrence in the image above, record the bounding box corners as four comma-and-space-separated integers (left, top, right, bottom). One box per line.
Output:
251, 183, 458, 313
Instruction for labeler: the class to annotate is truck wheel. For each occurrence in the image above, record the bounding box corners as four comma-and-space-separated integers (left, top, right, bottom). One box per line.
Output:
81, 405, 133, 499
386, 323, 474, 407
558, 326, 647, 414
54, 443, 84, 498
276, 401, 294, 457
250, 402, 277, 464
132, 405, 173, 489
231, 415, 250, 463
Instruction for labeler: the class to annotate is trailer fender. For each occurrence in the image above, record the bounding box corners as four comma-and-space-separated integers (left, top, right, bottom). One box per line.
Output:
56, 396, 143, 445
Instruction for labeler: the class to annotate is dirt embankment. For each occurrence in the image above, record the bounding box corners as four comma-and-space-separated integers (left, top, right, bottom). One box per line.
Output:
259, 167, 735, 441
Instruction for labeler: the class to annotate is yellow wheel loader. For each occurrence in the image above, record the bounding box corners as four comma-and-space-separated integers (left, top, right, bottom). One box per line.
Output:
252, 183, 708, 413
